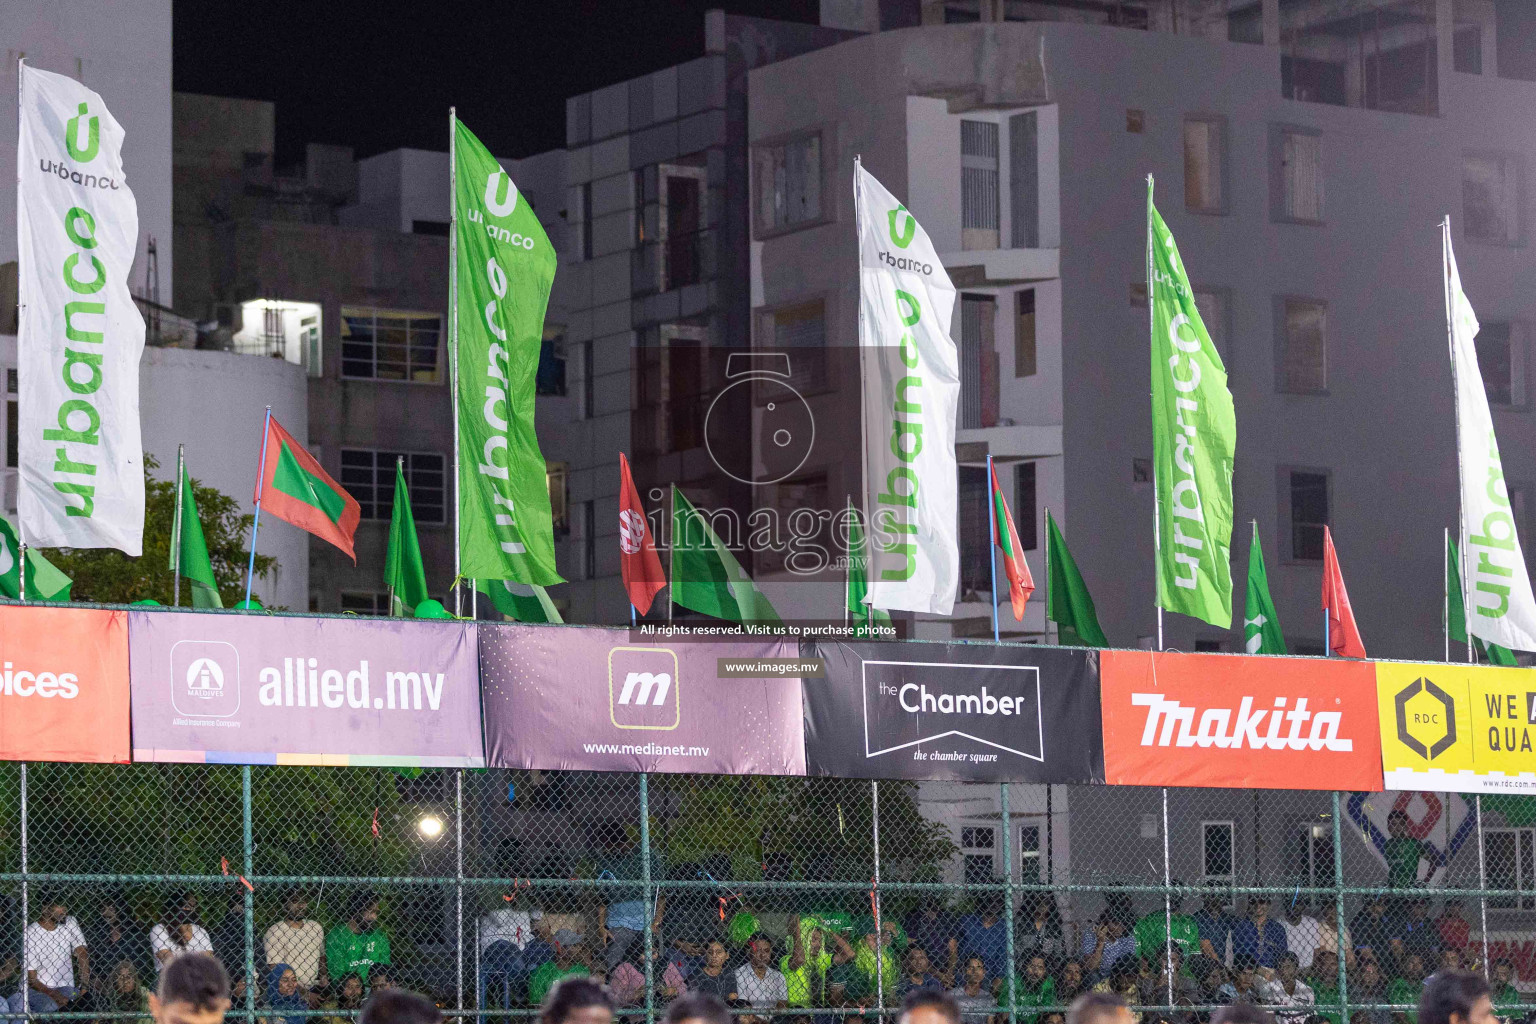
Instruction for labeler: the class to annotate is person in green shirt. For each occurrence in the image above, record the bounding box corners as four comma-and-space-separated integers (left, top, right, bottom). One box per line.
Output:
1004, 954, 1057, 1024
1134, 889, 1200, 964
1387, 952, 1428, 1024
528, 930, 591, 1007
1308, 949, 1343, 1024
1491, 960, 1523, 1020
323, 894, 391, 987
780, 917, 842, 1008
1385, 811, 1432, 889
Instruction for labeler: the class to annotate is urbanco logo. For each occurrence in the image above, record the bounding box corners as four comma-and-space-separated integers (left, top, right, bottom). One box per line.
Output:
170, 641, 240, 718
608, 647, 680, 731
66, 102, 99, 162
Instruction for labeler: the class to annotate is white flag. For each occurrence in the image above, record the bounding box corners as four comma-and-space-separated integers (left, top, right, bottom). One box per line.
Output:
17, 64, 145, 555
1446, 224, 1536, 651
855, 159, 960, 615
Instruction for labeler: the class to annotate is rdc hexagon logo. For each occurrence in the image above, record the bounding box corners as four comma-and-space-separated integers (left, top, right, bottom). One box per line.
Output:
1395, 677, 1457, 760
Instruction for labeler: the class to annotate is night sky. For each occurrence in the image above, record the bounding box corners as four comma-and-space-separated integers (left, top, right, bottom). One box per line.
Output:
172, 1, 820, 165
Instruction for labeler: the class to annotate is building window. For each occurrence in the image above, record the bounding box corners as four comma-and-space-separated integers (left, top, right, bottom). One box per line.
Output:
1202, 821, 1235, 883
1284, 822, 1337, 890
338, 450, 447, 524
1193, 289, 1229, 364
1015, 289, 1037, 377
580, 182, 593, 260
580, 500, 597, 580
961, 120, 1000, 250
753, 132, 822, 236
1486, 828, 1536, 910
1287, 469, 1330, 562
661, 164, 707, 291
340, 592, 390, 615
547, 462, 570, 537
1015, 461, 1037, 552
1275, 128, 1323, 223
1464, 153, 1521, 245
577, 341, 595, 420
1010, 111, 1039, 248
1454, 27, 1483, 75
959, 466, 989, 598
537, 336, 568, 396
1019, 824, 1042, 883
757, 299, 828, 394
960, 825, 996, 885
1475, 322, 1526, 407
1194, 639, 1224, 652
1184, 117, 1225, 214
1279, 298, 1327, 394
339, 308, 443, 383
959, 294, 998, 429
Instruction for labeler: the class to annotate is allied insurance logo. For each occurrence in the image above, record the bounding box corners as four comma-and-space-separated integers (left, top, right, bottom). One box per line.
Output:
1395, 676, 1457, 760
861, 660, 1044, 763
608, 647, 680, 731
169, 640, 240, 718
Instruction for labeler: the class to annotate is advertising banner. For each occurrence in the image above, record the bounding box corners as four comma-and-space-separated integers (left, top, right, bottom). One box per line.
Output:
1344, 791, 1478, 888
1376, 662, 1536, 794
0, 606, 128, 763
802, 641, 1103, 782
128, 612, 484, 766
480, 625, 805, 775
1101, 651, 1383, 790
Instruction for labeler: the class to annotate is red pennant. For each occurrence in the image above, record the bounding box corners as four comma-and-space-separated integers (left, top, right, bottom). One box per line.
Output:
371, 808, 380, 838
1322, 527, 1367, 659
991, 463, 1035, 621
618, 454, 667, 616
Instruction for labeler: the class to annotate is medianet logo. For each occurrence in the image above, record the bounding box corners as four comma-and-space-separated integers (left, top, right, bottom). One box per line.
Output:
1131, 693, 1354, 751
608, 647, 680, 731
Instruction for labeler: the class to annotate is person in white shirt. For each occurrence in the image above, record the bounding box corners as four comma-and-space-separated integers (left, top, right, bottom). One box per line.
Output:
730, 934, 789, 1024
8, 898, 89, 1014
151, 895, 214, 974
1280, 903, 1322, 972
263, 891, 326, 995
1257, 951, 1315, 1024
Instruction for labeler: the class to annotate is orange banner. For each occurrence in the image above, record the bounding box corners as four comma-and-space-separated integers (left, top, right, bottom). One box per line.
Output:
1101, 650, 1383, 790
0, 606, 129, 763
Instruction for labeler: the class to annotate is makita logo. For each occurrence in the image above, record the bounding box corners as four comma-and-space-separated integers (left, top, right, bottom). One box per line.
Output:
617, 672, 671, 707
1131, 693, 1353, 751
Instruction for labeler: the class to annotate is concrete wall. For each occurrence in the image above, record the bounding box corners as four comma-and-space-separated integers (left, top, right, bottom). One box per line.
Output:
1, 0, 173, 303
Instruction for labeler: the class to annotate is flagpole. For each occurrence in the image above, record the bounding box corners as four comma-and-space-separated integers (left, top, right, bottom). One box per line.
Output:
448, 105, 463, 617
172, 443, 185, 606
668, 483, 675, 623
853, 155, 877, 632
1443, 218, 1475, 667
987, 454, 1000, 644
14, 58, 24, 606
1147, 174, 1163, 652
1444, 527, 1451, 663
844, 499, 852, 631
1044, 506, 1052, 645
243, 406, 273, 606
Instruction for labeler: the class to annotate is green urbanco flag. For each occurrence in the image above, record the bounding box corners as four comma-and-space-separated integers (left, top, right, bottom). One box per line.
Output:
478, 578, 563, 623
384, 461, 430, 616
1448, 536, 1517, 666
0, 516, 70, 602
846, 506, 893, 633
672, 488, 782, 624
452, 115, 562, 586
1148, 177, 1236, 628
1243, 524, 1286, 655
169, 460, 221, 608
1045, 511, 1107, 647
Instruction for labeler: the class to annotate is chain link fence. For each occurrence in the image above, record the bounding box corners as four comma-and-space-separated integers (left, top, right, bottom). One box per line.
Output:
0, 764, 1531, 1024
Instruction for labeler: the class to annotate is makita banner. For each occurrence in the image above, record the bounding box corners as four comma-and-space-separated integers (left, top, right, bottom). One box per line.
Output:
1100, 651, 1383, 790
128, 611, 484, 767
0, 606, 129, 763
1376, 661, 1536, 794
802, 641, 1103, 782
480, 625, 806, 775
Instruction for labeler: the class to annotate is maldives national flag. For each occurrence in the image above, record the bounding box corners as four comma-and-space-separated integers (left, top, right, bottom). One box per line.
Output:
255, 416, 361, 563
618, 453, 666, 615
1321, 526, 1366, 659
991, 463, 1034, 621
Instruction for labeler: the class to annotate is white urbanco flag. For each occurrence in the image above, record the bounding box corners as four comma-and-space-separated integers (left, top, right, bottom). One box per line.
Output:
1445, 222, 1536, 651
855, 158, 960, 616
17, 64, 145, 555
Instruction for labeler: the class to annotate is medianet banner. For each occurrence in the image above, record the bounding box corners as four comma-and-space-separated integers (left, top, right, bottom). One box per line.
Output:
802, 641, 1104, 783
128, 611, 484, 767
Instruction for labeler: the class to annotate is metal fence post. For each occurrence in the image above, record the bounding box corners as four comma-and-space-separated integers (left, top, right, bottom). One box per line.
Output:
242, 766, 255, 1021
640, 773, 654, 1024
457, 769, 465, 1013
1331, 792, 1348, 1024
19, 762, 27, 1018
1161, 787, 1173, 1010
872, 780, 883, 1017
1001, 783, 1016, 1024
1475, 794, 1490, 980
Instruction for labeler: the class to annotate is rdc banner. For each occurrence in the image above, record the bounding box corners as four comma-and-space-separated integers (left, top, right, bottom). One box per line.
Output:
17, 64, 146, 555
128, 611, 484, 767
802, 641, 1104, 783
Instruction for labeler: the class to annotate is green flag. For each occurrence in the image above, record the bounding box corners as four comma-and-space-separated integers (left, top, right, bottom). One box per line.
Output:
1243, 524, 1285, 654
846, 506, 893, 634
1448, 535, 1517, 665
478, 578, 563, 623
672, 488, 782, 624
169, 459, 222, 608
453, 115, 562, 586
0, 516, 70, 602
1148, 178, 1236, 628
384, 461, 430, 616
1045, 511, 1107, 647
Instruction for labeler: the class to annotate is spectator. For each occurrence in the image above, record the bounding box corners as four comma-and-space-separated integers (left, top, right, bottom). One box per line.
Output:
730, 934, 788, 1024
850, 916, 901, 1005
1081, 913, 1136, 982
1147, 946, 1199, 1005
1391, 901, 1439, 963
906, 900, 960, 988
537, 976, 613, 1024
1350, 961, 1392, 1024
1280, 904, 1322, 972
1234, 899, 1287, 970
529, 930, 591, 1008
1230, 957, 1262, 1004
1196, 959, 1237, 1006
90, 893, 148, 982
148, 953, 230, 1024
152, 894, 214, 974
360, 989, 443, 1024
1057, 961, 1087, 1005
101, 960, 152, 1024
1018, 894, 1068, 969
1007, 954, 1058, 1024
959, 897, 1010, 984
480, 889, 553, 1006
1417, 971, 1495, 1024
265, 891, 327, 995
1390, 953, 1430, 1024
9, 895, 90, 1014
597, 829, 656, 973
780, 917, 833, 1010
1307, 951, 1342, 1024
1211, 1007, 1278, 1024
1256, 953, 1315, 1024
608, 961, 646, 1008
1384, 814, 1434, 891
1434, 905, 1469, 956
324, 895, 390, 987
665, 992, 733, 1024
365, 967, 393, 993
1489, 961, 1519, 1019
1194, 893, 1239, 967
686, 941, 732, 1002
902, 947, 946, 998
265, 965, 308, 1024
324, 973, 365, 1024
901, 988, 963, 1024
948, 956, 993, 1024
208, 895, 246, 985
1135, 890, 1199, 964
1066, 990, 1135, 1024
1350, 898, 1397, 971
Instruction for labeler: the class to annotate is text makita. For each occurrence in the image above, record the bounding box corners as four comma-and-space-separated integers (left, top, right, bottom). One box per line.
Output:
1131, 693, 1353, 751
